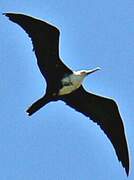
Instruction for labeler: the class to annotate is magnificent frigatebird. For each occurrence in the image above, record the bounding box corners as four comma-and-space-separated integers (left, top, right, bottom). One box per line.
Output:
4, 13, 130, 176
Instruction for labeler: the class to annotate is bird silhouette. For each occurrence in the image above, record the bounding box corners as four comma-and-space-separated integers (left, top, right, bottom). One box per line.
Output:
4, 13, 130, 176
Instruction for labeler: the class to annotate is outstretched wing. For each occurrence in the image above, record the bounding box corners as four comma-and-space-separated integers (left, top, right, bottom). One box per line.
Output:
61, 86, 130, 175
4, 13, 72, 83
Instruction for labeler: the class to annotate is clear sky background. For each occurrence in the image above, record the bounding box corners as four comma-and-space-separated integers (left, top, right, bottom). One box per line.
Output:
0, 0, 134, 179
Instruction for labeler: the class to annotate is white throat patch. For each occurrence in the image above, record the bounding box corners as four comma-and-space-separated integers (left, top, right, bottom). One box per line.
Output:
59, 72, 85, 95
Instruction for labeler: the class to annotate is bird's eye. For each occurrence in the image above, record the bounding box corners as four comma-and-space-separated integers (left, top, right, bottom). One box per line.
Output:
81, 71, 85, 75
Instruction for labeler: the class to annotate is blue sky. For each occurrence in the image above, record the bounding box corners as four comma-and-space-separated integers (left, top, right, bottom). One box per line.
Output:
0, 0, 134, 179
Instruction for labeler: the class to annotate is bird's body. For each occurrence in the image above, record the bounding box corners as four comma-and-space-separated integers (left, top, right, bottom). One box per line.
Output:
59, 72, 81, 95
59, 68, 100, 95
4, 13, 130, 176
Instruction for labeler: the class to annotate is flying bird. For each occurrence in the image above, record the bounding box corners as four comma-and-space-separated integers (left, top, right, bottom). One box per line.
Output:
4, 13, 130, 176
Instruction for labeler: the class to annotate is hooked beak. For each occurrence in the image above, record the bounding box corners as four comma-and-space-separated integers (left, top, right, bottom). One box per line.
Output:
86, 67, 101, 75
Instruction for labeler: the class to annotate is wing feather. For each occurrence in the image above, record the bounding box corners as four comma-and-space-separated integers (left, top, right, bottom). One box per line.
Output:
61, 86, 130, 175
4, 13, 72, 83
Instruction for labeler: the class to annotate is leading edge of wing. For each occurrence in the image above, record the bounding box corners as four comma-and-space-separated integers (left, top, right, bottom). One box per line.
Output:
3, 12, 60, 59
3, 13, 72, 81
3, 12, 60, 34
61, 86, 130, 175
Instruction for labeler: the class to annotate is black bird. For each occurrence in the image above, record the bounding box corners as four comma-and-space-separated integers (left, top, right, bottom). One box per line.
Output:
4, 13, 130, 175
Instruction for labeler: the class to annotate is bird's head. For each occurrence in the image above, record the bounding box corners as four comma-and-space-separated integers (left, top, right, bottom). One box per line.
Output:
75, 67, 101, 77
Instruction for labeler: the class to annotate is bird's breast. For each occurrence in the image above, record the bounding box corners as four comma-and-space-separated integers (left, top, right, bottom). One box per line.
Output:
59, 74, 84, 95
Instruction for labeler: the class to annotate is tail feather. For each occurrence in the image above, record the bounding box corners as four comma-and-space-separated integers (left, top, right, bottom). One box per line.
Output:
26, 96, 50, 116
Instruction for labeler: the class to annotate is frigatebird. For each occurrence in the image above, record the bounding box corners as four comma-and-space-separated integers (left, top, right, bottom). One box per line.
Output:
4, 13, 130, 176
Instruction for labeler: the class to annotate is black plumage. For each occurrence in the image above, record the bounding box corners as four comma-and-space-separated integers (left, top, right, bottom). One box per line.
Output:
4, 13, 130, 176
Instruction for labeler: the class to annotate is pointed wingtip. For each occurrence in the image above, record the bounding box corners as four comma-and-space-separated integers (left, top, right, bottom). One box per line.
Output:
126, 171, 129, 177
3, 13, 10, 18
125, 167, 129, 177
122, 154, 130, 177
2, 13, 6, 16
124, 139, 130, 177
125, 162, 130, 177
3, 12, 15, 17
